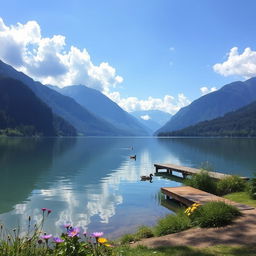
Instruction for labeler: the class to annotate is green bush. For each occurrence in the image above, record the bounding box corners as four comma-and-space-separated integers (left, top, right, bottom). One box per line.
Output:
135, 226, 154, 239
154, 211, 191, 236
119, 234, 138, 245
190, 201, 241, 228
184, 171, 217, 194
217, 175, 246, 195
247, 177, 256, 199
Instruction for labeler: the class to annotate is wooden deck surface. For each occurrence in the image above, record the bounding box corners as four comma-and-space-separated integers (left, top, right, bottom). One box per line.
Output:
161, 186, 254, 211
155, 163, 249, 180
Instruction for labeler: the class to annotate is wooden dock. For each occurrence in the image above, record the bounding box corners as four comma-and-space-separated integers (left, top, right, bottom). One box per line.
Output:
161, 186, 254, 211
154, 163, 249, 180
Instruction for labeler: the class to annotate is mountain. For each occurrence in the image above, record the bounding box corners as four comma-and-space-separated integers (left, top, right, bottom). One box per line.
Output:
131, 110, 172, 132
0, 60, 129, 136
0, 76, 76, 136
156, 77, 256, 134
50, 84, 149, 136
159, 100, 256, 137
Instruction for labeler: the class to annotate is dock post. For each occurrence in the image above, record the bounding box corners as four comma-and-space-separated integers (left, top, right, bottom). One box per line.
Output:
182, 173, 188, 178
167, 169, 172, 175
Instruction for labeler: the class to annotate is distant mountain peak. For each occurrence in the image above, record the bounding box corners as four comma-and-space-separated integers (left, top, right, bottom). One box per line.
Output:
156, 77, 256, 134
50, 84, 150, 136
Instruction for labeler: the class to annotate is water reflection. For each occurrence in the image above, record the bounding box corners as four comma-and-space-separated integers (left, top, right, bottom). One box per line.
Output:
158, 138, 256, 177
1, 137, 255, 239
0, 137, 178, 238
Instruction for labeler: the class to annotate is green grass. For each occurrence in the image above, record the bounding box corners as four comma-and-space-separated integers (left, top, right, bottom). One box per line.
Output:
224, 191, 256, 207
113, 245, 256, 256
154, 211, 191, 236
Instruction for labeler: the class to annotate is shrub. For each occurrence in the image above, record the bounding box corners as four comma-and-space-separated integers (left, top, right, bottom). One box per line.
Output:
247, 177, 256, 199
190, 201, 241, 228
154, 211, 191, 236
119, 234, 138, 245
217, 176, 246, 195
184, 171, 217, 194
135, 226, 154, 239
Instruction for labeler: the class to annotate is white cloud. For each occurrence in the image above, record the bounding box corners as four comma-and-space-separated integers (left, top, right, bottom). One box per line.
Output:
200, 86, 217, 95
0, 17, 122, 92
213, 47, 256, 78
0, 17, 191, 114
107, 92, 191, 114
169, 47, 175, 51
140, 115, 151, 120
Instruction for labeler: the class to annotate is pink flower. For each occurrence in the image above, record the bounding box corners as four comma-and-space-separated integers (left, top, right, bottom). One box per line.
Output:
64, 224, 71, 228
91, 232, 103, 238
41, 208, 47, 212
47, 209, 52, 215
68, 227, 80, 237
41, 234, 52, 240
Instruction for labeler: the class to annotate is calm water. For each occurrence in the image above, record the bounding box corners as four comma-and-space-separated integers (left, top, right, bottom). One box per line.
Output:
0, 137, 256, 238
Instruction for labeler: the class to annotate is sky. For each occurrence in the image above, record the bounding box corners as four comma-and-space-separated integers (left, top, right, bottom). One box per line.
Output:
1, 0, 256, 114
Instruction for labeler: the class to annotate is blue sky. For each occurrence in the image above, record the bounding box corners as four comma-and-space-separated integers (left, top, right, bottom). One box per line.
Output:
1, 0, 256, 113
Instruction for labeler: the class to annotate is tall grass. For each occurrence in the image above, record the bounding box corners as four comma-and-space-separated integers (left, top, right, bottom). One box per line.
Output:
217, 176, 246, 195
154, 211, 191, 236
184, 171, 217, 194
190, 201, 241, 228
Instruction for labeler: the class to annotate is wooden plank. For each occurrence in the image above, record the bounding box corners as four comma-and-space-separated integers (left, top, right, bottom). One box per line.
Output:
154, 163, 249, 180
161, 186, 254, 211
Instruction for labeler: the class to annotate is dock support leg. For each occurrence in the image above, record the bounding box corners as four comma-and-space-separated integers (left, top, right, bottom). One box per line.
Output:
182, 173, 188, 178
167, 169, 172, 175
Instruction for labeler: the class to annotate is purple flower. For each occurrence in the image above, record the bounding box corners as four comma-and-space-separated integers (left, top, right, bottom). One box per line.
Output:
91, 232, 103, 238
68, 227, 80, 237
53, 237, 64, 243
41, 208, 47, 212
47, 209, 52, 215
41, 234, 52, 240
83, 232, 87, 237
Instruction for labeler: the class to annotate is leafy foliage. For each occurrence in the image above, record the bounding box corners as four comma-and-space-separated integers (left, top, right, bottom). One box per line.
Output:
184, 171, 217, 194
190, 201, 241, 228
119, 234, 138, 245
135, 226, 154, 239
247, 177, 256, 199
217, 176, 246, 195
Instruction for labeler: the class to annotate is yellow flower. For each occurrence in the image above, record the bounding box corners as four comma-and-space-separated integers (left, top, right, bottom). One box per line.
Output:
104, 243, 113, 247
98, 237, 108, 244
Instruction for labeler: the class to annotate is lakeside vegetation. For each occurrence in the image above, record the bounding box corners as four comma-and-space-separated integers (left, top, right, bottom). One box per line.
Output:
184, 171, 247, 196
0, 201, 244, 256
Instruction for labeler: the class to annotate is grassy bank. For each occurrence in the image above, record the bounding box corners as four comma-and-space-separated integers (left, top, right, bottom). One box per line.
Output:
224, 191, 256, 207
114, 245, 256, 256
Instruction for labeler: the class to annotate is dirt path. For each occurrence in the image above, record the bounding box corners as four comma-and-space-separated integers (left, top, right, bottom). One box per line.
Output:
135, 209, 256, 248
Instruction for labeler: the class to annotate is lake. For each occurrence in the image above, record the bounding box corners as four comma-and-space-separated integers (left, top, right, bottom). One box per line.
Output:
0, 137, 256, 239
